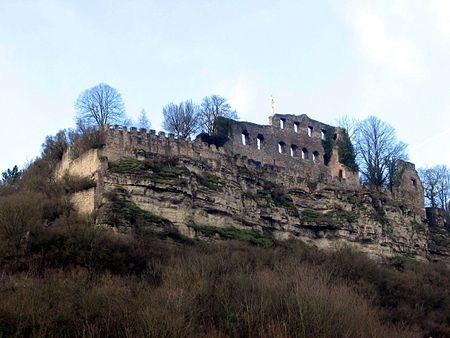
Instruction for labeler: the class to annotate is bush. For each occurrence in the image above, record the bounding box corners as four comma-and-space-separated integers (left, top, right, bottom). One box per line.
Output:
0, 192, 45, 257
69, 128, 106, 160
61, 174, 96, 193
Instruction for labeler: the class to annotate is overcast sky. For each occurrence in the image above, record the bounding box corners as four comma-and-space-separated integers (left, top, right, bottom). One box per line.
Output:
1, 0, 449, 173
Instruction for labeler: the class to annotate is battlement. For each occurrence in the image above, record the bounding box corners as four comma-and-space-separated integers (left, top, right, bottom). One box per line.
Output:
102, 124, 226, 164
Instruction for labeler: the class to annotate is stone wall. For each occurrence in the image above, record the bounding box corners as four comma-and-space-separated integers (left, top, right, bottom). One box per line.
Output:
427, 207, 450, 261
225, 114, 359, 188
392, 160, 426, 219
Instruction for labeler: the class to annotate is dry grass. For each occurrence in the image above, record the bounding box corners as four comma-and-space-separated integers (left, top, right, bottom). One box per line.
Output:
0, 230, 425, 338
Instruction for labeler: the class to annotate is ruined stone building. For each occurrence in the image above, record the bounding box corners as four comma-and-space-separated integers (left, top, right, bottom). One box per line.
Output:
56, 113, 450, 263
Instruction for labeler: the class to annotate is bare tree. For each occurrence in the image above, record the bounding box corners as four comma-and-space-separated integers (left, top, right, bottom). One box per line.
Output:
336, 115, 360, 144
137, 109, 151, 129
198, 95, 238, 134
162, 100, 199, 138
75, 83, 126, 128
420, 165, 450, 210
355, 116, 408, 189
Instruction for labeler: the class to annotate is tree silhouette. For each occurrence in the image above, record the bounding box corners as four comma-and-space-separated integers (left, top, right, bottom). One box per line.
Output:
75, 83, 126, 128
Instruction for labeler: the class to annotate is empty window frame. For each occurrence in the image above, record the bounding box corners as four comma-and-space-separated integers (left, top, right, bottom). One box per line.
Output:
293, 122, 300, 133
278, 142, 286, 154
301, 148, 308, 160
312, 151, 319, 163
290, 144, 298, 157
308, 126, 313, 137
280, 118, 286, 129
241, 130, 249, 145
320, 129, 326, 140
256, 134, 264, 150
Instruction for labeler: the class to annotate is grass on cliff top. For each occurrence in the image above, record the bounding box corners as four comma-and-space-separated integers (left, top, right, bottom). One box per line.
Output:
189, 223, 272, 247
196, 172, 226, 191
109, 157, 189, 185
109, 157, 146, 172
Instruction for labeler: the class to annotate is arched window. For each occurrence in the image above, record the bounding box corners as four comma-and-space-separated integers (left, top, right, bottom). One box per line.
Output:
280, 118, 285, 129
321, 129, 326, 140
293, 122, 300, 133
256, 134, 264, 150
241, 130, 249, 145
301, 148, 308, 160
308, 126, 313, 137
290, 144, 298, 157
312, 151, 319, 163
278, 142, 286, 154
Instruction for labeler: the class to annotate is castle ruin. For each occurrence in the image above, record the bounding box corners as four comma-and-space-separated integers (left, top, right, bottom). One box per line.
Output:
56, 113, 448, 262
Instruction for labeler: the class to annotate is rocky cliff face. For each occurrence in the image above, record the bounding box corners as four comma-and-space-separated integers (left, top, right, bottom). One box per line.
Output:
95, 151, 430, 261
427, 208, 450, 260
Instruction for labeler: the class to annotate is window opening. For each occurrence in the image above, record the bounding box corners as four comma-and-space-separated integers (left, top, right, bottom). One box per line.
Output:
278, 142, 286, 154
256, 134, 264, 150
290, 144, 298, 157
241, 130, 249, 145
301, 148, 308, 160
308, 126, 313, 137
312, 151, 319, 163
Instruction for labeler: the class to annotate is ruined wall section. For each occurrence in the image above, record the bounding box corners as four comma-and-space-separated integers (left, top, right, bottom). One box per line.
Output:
426, 207, 450, 260
55, 148, 106, 214
225, 114, 359, 188
102, 126, 227, 164
392, 160, 426, 220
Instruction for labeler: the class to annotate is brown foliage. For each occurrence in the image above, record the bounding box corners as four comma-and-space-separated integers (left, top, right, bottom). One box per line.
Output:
0, 231, 429, 337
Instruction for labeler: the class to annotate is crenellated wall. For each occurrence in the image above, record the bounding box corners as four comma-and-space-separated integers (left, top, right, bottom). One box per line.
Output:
102, 125, 227, 163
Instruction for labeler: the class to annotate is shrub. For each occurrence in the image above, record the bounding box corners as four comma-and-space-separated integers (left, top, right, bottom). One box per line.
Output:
337, 129, 359, 172
0, 192, 44, 257
69, 128, 106, 160
61, 174, 96, 193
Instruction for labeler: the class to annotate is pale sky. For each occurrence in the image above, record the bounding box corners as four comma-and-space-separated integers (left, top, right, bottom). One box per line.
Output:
1, 0, 450, 173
